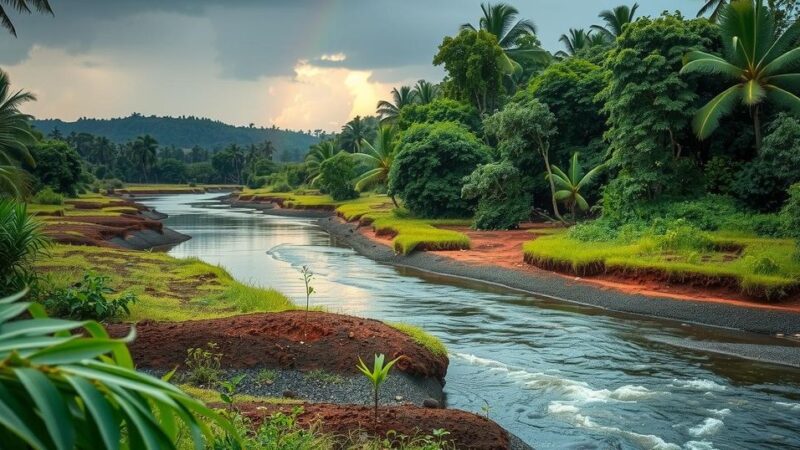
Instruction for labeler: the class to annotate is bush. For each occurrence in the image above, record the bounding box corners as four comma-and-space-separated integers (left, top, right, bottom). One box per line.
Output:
389, 122, 488, 218
0, 200, 49, 295
782, 183, 800, 239
32, 187, 64, 205
246, 174, 268, 189
462, 162, 530, 229
26, 140, 83, 196
732, 114, 800, 211
44, 272, 137, 321
317, 152, 358, 201
185, 342, 223, 386
397, 98, 482, 134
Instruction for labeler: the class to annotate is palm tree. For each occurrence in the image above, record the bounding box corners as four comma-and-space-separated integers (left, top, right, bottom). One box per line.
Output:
591, 3, 639, 40
338, 115, 377, 152
546, 152, 605, 220
354, 125, 399, 206
555, 28, 592, 58
681, 0, 800, 152
376, 86, 416, 122
697, 0, 729, 21
305, 140, 340, 186
131, 135, 158, 183
0, 69, 36, 197
412, 80, 439, 105
0, 0, 53, 37
461, 2, 548, 85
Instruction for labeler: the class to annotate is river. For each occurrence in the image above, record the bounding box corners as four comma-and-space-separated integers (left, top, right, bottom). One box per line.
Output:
142, 193, 800, 449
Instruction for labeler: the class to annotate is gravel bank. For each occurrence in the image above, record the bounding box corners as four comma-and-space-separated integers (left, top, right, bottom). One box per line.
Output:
313, 216, 800, 362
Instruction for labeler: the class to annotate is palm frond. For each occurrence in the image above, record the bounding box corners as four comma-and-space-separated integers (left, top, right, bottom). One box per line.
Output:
692, 85, 743, 139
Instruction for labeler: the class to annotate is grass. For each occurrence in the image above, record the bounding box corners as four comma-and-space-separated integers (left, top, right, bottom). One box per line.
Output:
523, 229, 800, 300
178, 384, 301, 405
35, 244, 294, 322
304, 369, 345, 384
255, 369, 278, 385
389, 323, 448, 357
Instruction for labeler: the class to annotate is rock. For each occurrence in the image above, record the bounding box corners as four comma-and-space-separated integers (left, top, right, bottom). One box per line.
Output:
395, 395, 403, 401
422, 398, 440, 409
348, 331, 355, 339
282, 390, 298, 399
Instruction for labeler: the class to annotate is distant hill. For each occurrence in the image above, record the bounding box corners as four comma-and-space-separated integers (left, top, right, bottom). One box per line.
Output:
31, 114, 321, 162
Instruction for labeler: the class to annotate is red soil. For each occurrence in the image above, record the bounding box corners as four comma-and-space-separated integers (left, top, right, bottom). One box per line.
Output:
238, 402, 509, 450
107, 311, 448, 381
41, 213, 164, 248
351, 220, 800, 313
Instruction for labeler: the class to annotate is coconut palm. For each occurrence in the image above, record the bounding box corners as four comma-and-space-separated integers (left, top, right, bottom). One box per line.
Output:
546, 152, 605, 220
681, 0, 800, 152
412, 80, 439, 105
555, 28, 592, 58
376, 86, 416, 122
338, 115, 378, 152
305, 140, 340, 185
354, 125, 399, 205
130, 135, 158, 183
591, 3, 639, 40
0, 0, 53, 37
460, 2, 548, 78
698, 0, 729, 21
0, 69, 37, 197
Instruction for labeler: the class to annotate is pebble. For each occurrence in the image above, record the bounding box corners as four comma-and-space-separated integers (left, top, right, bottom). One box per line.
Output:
395, 395, 403, 401
423, 398, 440, 409
348, 331, 355, 339
282, 390, 298, 399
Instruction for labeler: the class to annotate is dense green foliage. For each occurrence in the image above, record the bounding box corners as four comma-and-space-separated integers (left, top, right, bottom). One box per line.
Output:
782, 183, 800, 239
33, 114, 319, 162
433, 30, 507, 115
317, 152, 358, 201
353, 125, 398, 194
389, 122, 488, 218
462, 161, 530, 229
397, 99, 482, 134
0, 200, 48, 295
601, 13, 719, 212
31, 187, 63, 205
25, 140, 83, 195
0, 69, 37, 197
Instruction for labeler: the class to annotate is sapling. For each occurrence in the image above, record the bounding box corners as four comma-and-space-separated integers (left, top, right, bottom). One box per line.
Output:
356, 353, 401, 428
299, 265, 315, 330
219, 373, 246, 411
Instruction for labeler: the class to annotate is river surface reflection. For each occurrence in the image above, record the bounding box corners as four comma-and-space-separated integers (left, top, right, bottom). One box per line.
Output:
143, 194, 800, 449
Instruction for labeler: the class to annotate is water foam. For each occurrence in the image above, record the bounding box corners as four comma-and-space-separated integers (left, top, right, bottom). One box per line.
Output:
706, 408, 731, 418
684, 441, 718, 450
688, 418, 724, 438
775, 401, 800, 411
671, 379, 726, 392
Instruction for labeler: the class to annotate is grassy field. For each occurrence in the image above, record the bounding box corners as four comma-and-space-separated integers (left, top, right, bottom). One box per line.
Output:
35, 245, 293, 322
28, 193, 139, 217
523, 230, 800, 300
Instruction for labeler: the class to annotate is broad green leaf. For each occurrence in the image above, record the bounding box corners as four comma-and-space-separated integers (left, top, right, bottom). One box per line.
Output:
67, 375, 121, 450
0, 395, 47, 450
693, 85, 742, 139
29, 338, 128, 365
15, 368, 76, 450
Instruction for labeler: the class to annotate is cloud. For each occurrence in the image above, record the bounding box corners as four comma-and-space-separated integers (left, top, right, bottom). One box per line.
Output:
320, 53, 347, 62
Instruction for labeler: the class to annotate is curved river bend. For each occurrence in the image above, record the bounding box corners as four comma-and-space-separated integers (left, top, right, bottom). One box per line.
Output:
143, 194, 800, 449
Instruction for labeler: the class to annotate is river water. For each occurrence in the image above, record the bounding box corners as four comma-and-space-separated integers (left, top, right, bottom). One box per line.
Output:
142, 193, 800, 449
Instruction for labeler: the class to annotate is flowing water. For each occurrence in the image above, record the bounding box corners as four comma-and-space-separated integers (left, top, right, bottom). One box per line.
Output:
142, 193, 800, 449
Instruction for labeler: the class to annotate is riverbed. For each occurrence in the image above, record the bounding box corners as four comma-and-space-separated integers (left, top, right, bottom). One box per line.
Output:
142, 193, 800, 449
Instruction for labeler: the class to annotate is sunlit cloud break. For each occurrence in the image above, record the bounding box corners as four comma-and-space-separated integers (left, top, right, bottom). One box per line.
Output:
320, 53, 347, 62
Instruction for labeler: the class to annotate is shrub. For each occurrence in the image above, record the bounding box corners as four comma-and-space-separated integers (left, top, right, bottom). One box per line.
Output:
461, 161, 530, 230
317, 152, 358, 201
185, 342, 223, 386
246, 174, 268, 189
0, 200, 49, 295
389, 122, 488, 218
782, 183, 800, 239
26, 140, 83, 196
44, 272, 137, 321
653, 221, 714, 252
32, 186, 64, 205
397, 98, 482, 134
732, 114, 800, 212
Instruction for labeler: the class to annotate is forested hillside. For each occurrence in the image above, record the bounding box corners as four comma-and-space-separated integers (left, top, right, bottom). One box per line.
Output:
32, 114, 321, 162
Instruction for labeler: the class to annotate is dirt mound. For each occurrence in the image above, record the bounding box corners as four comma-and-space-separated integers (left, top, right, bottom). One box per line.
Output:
239, 402, 509, 450
107, 311, 448, 381
43, 214, 165, 247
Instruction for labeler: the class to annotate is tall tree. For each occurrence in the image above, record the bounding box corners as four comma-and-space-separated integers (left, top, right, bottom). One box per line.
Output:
698, 0, 799, 29
305, 140, 340, 185
0, 69, 36, 197
339, 115, 378, 152
130, 135, 158, 183
412, 80, 439, 105
698, 0, 728, 21
354, 125, 399, 205
682, 0, 800, 152
376, 87, 416, 122
0, 0, 52, 37
555, 29, 593, 58
591, 3, 639, 40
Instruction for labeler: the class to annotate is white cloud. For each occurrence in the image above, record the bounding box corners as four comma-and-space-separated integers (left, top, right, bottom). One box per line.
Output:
319, 53, 347, 62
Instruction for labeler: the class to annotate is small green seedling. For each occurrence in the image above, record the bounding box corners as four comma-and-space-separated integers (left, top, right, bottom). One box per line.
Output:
219, 373, 246, 411
356, 353, 401, 428
299, 265, 315, 330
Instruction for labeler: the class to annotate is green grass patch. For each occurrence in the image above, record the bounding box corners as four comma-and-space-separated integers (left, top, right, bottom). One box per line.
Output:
35, 245, 294, 321
523, 230, 800, 300
389, 323, 448, 357
177, 384, 301, 405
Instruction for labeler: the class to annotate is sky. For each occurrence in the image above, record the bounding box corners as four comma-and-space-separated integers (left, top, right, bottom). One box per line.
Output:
1, 0, 699, 132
